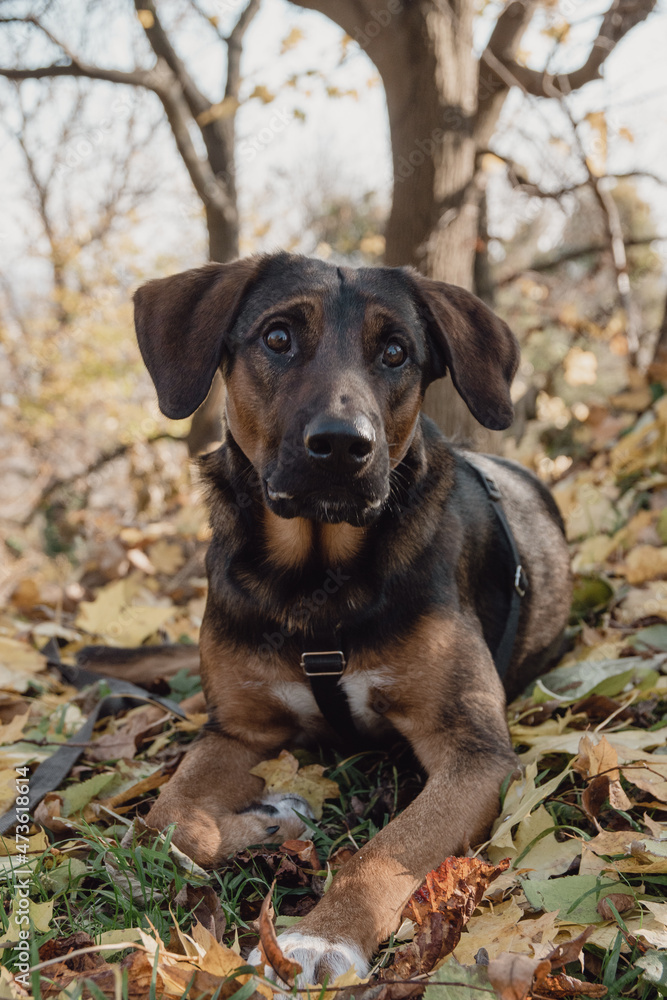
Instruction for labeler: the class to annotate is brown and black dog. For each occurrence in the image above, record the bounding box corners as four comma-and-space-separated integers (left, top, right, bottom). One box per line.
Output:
133, 252, 571, 984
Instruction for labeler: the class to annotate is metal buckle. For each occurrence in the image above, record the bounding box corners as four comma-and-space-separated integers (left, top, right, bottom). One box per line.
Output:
514, 564, 528, 597
301, 651, 346, 677
484, 475, 502, 502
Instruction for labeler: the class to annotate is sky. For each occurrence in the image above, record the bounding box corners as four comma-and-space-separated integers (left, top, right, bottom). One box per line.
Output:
0, 0, 666, 299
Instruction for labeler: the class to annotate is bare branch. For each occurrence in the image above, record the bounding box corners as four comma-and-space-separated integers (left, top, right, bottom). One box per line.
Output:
132, 0, 211, 118
561, 103, 641, 360
476, 0, 540, 146
0, 61, 156, 87
496, 235, 666, 287
225, 0, 261, 100
495, 0, 658, 98
153, 60, 235, 223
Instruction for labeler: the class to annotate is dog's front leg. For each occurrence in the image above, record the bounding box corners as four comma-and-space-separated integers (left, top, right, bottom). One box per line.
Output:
250, 648, 516, 985
146, 732, 311, 867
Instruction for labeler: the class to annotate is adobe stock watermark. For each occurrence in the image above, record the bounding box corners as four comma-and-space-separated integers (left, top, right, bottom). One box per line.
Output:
353, 0, 403, 49
395, 108, 466, 183
53, 95, 145, 180
238, 107, 293, 164
6, 767, 33, 990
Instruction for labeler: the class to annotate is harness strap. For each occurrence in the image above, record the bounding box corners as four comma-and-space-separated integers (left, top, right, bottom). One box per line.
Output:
301, 460, 528, 738
465, 461, 529, 680
0, 639, 186, 837
301, 629, 362, 748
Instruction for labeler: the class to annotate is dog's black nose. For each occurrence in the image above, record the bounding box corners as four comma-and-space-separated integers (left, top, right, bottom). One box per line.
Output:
304, 415, 375, 471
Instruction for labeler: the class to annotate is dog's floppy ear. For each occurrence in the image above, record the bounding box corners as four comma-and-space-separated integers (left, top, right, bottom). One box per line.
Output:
133, 258, 260, 419
406, 271, 520, 431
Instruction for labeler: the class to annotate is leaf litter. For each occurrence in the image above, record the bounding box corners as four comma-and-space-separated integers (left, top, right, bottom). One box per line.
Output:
0, 397, 667, 997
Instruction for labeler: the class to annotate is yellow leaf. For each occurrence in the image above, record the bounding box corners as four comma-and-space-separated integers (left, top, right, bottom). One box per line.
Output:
0, 829, 48, 857
148, 539, 186, 575
280, 26, 305, 54
191, 921, 245, 977
197, 96, 240, 127
584, 111, 607, 176
452, 899, 559, 964
0, 710, 30, 746
0, 769, 17, 814
573, 734, 619, 781
247, 85, 275, 104
0, 638, 46, 675
136, 9, 155, 28
487, 761, 572, 853
0, 897, 53, 949
250, 750, 339, 819
76, 577, 174, 645
622, 545, 667, 585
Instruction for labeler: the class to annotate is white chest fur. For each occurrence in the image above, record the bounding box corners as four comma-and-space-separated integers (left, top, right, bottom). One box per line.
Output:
273, 669, 394, 735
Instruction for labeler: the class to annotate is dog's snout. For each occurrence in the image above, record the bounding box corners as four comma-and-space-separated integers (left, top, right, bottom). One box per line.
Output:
304, 415, 376, 471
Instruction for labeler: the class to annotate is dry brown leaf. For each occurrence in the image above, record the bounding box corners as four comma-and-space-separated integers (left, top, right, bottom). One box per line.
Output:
545, 926, 594, 970
280, 838, 321, 871
536, 972, 608, 997
257, 881, 303, 986
392, 857, 511, 977
596, 893, 636, 920
87, 704, 167, 762
574, 734, 632, 820
487, 952, 550, 1000
174, 885, 226, 943
402, 856, 510, 926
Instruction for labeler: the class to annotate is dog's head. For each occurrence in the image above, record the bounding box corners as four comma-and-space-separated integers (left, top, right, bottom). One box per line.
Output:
134, 252, 519, 525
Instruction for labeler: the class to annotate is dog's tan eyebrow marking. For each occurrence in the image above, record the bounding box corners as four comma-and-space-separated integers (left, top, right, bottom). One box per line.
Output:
246, 295, 323, 332
262, 507, 314, 568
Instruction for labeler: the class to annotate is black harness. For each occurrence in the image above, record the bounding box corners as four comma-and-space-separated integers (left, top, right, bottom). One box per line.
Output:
301, 460, 528, 744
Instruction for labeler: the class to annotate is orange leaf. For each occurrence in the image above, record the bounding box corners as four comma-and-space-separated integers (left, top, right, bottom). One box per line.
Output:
257, 881, 303, 986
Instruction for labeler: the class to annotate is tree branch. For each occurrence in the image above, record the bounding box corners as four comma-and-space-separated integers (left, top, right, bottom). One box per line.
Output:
494, 0, 658, 98
225, 0, 261, 100
496, 235, 666, 286
133, 0, 211, 118
476, 0, 540, 147
151, 62, 236, 223
284, 0, 375, 39
0, 61, 156, 88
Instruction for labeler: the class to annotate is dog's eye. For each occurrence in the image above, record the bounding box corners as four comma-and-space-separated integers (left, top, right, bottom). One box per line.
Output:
382, 340, 407, 368
264, 328, 291, 354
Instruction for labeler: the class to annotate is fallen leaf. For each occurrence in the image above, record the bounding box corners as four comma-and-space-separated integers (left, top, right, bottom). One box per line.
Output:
487, 952, 550, 1000
596, 893, 636, 919
257, 881, 303, 986
250, 749, 339, 819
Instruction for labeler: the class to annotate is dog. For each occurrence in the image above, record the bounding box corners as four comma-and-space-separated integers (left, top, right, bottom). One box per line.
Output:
133, 252, 572, 985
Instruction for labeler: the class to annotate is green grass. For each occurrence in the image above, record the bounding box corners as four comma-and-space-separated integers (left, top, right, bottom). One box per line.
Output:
2, 737, 665, 999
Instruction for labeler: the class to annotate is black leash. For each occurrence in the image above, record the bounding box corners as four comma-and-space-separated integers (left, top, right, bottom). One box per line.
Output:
0, 639, 186, 836
301, 459, 528, 740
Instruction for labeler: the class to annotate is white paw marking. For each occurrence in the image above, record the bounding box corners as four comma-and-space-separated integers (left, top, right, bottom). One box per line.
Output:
248, 932, 368, 987
258, 792, 314, 822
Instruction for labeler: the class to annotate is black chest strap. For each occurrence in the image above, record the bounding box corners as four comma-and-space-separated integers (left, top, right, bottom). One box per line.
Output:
301, 463, 528, 741
465, 461, 529, 681
300, 629, 363, 747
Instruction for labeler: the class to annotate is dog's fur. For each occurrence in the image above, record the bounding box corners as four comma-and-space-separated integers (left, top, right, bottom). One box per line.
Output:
133, 252, 571, 984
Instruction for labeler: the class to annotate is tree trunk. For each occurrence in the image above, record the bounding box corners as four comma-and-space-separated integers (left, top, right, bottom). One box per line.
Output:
377, 1, 493, 447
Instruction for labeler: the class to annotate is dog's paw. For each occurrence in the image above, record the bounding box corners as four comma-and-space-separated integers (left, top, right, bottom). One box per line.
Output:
239, 792, 314, 845
248, 932, 368, 987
